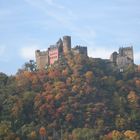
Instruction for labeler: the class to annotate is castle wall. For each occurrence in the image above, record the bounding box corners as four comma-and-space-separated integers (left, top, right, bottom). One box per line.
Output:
124, 47, 133, 61
48, 47, 59, 65
116, 56, 128, 68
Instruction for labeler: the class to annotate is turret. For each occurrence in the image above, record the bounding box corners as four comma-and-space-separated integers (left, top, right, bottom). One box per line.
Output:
63, 36, 71, 54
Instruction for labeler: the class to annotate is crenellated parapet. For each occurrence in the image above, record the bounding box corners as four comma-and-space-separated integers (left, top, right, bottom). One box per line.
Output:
72, 45, 87, 56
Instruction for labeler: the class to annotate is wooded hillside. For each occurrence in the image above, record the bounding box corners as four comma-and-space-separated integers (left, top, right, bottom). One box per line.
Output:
0, 53, 140, 140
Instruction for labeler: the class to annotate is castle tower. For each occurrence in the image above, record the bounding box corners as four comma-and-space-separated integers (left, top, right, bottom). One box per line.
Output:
56, 38, 63, 53
124, 47, 133, 61
63, 36, 71, 54
110, 51, 118, 64
35, 50, 49, 69
111, 46, 134, 68
119, 47, 134, 62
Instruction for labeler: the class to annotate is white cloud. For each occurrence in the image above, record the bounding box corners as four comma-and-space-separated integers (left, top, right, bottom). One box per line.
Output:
88, 47, 114, 59
20, 45, 40, 60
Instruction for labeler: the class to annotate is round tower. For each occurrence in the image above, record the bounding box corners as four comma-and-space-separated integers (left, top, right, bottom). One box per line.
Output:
63, 36, 71, 54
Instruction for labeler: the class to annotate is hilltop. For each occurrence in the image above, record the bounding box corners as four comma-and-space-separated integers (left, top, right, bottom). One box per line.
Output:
0, 53, 140, 140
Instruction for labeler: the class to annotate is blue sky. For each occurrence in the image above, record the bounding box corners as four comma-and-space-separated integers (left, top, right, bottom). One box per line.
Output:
0, 0, 140, 75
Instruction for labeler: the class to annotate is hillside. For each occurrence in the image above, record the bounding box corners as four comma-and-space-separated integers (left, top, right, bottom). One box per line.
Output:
0, 53, 140, 140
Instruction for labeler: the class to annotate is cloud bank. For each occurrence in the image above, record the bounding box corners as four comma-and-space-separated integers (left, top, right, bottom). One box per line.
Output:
19, 45, 40, 60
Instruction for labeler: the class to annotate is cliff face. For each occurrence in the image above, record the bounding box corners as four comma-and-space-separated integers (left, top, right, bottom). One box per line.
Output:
0, 54, 140, 140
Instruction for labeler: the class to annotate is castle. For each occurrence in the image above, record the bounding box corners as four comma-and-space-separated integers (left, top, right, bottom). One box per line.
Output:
35, 35, 134, 70
35, 36, 87, 69
110, 46, 134, 68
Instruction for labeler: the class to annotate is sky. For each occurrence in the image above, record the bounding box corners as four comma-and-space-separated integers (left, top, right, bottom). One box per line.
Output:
0, 0, 140, 75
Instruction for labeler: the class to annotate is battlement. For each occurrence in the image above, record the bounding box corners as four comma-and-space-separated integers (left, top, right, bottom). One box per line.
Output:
72, 45, 87, 56
35, 50, 48, 56
74, 45, 87, 49
119, 46, 133, 50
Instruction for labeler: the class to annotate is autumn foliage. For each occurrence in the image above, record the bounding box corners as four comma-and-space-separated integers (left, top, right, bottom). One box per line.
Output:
0, 54, 140, 140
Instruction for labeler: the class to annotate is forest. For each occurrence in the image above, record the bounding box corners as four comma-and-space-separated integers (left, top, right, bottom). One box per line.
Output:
0, 52, 140, 140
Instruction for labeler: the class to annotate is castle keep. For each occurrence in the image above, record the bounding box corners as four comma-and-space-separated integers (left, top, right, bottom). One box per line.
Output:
35, 36, 87, 69
110, 46, 134, 68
